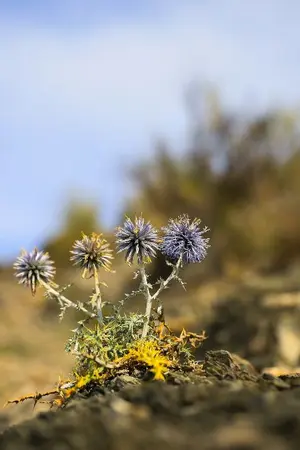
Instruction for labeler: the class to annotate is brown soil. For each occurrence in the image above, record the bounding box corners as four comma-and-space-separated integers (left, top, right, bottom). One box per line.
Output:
1, 350, 300, 450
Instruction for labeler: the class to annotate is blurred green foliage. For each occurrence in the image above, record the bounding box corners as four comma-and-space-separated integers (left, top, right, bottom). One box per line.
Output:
42, 89, 300, 281
44, 200, 102, 269
125, 90, 300, 278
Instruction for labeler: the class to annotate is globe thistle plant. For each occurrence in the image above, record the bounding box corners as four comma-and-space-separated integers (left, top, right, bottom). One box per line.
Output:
13, 248, 56, 296
115, 216, 160, 337
12, 214, 210, 350
115, 216, 159, 265
161, 215, 210, 265
9, 213, 210, 409
70, 232, 113, 278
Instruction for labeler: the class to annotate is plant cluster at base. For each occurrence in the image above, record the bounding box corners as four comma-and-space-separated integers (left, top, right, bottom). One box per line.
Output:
10, 215, 210, 408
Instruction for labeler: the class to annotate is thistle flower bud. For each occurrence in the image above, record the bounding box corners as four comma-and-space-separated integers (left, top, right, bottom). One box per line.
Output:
70, 232, 113, 277
13, 248, 56, 295
115, 216, 159, 265
161, 215, 210, 264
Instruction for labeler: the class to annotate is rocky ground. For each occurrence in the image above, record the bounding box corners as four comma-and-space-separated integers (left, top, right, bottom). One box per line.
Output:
2, 267, 300, 449
2, 350, 300, 450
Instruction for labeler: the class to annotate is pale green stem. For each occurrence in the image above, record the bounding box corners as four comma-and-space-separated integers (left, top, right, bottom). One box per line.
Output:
141, 256, 183, 338
40, 280, 96, 319
140, 264, 153, 338
93, 268, 103, 325
151, 256, 183, 302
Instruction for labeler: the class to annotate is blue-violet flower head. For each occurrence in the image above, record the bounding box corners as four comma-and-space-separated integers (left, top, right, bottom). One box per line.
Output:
115, 216, 159, 265
13, 248, 56, 295
161, 215, 210, 264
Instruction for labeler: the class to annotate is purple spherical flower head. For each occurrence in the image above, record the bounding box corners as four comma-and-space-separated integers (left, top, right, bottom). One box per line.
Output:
13, 248, 56, 295
161, 215, 210, 264
115, 216, 159, 265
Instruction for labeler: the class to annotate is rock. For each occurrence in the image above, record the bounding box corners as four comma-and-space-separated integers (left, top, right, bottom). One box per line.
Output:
2, 379, 300, 450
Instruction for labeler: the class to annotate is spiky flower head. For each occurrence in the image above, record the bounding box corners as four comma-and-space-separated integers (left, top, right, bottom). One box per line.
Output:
13, 248, 56, 295
161, 215, 210, 264
115, 216, 160, 265
70, 232, 113, 277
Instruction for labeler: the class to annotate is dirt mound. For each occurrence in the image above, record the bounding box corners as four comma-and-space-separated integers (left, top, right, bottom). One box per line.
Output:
2, 351, 300, 450
197, 291, 300, 370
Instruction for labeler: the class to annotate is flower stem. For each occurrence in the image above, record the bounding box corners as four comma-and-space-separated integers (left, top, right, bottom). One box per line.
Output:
140, 265, 153, 338
151, 256, 182, 302
93, 267, 103, 325
40, 280, 96, 319
140, 257, 183, 338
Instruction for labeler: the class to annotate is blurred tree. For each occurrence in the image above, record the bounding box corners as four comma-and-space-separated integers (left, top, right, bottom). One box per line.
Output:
125, 88, 300, 279
44, 200, 101, 270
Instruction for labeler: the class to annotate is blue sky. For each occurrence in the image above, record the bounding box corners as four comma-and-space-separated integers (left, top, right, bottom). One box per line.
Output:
1, 0, 300, 262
